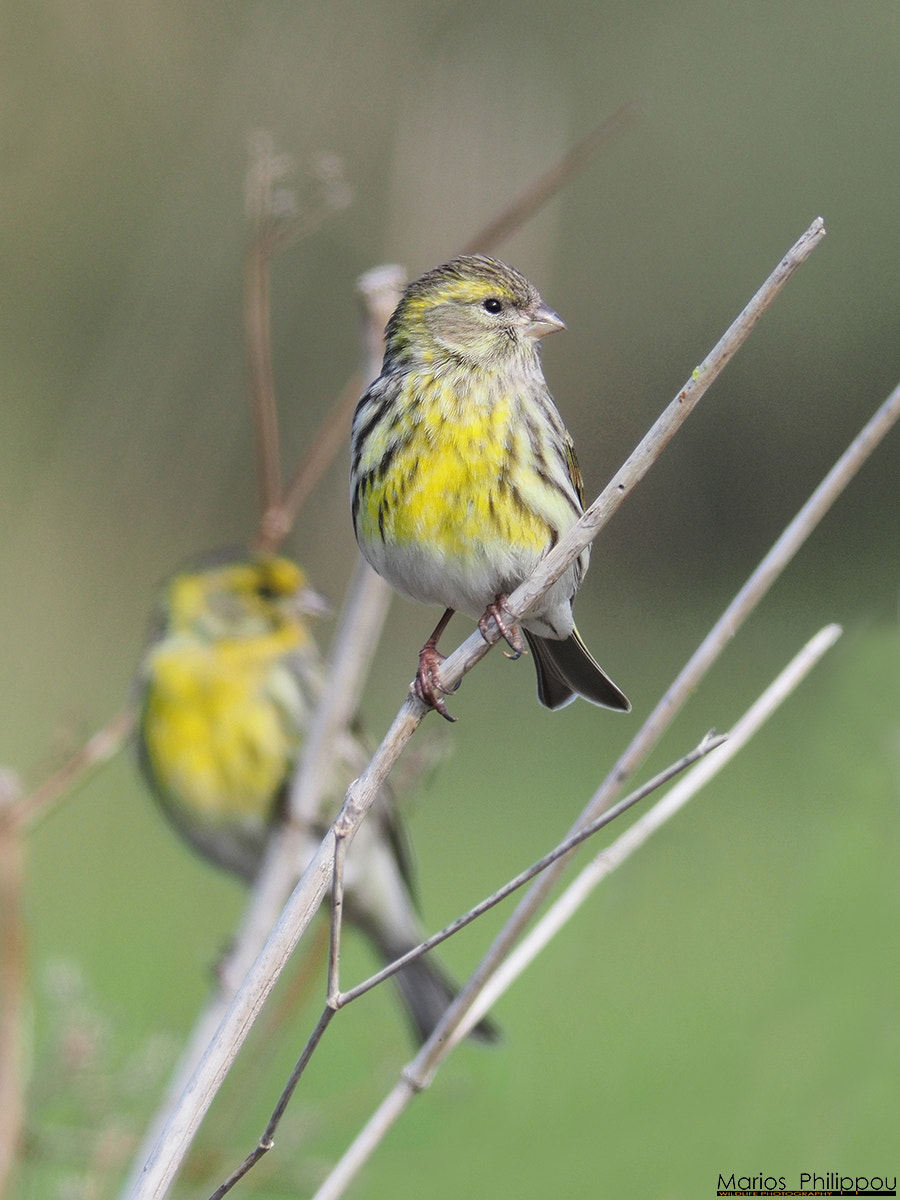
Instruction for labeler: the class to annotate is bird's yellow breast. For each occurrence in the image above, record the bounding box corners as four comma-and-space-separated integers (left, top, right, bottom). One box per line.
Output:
359, 372, 552, 557
141, 635, 300, 822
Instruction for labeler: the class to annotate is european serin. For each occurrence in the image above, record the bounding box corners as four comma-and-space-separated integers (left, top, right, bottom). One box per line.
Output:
350, 254, 630, 718
136, 552, 497, 1043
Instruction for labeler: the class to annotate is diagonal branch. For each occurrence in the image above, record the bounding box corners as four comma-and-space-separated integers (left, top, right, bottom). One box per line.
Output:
395, 374, 900, 1094
460, 102, 642, 255
123, 218, 827, 1200
309, 625, 843, 1200
454, 623, 843, 1041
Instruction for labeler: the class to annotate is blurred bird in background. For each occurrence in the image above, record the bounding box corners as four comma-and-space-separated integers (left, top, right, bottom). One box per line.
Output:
135, 552, 497, 1043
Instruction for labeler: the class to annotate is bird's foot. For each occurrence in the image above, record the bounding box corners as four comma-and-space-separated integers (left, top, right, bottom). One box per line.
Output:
478, 595, 525, 660
414, 642, 458, 722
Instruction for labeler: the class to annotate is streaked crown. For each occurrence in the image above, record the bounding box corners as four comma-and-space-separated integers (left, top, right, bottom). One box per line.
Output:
383, 255, 564, 370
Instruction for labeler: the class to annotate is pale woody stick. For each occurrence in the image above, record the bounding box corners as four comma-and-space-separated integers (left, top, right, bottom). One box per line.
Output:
121, 269, 402, 1200
455, 623, 844, 1041
395, 375, 900, 1091
311, 626, 842, 1200
126, 218, 827, 1200
306, 378, 900, 1200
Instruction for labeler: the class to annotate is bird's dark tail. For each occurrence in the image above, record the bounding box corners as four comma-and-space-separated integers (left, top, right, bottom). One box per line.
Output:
524, 628, 630, 712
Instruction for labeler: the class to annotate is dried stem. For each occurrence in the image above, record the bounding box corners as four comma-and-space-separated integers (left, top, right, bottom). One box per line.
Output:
394, 368, 900, 1095
123, 219, 827, 1200
455, 623, 844, 1039
209, 731, 725, 1198
310, 628, 843, 1200
423, 217, 827, 702
8, 707, 134, 833
335, 733, 726, 1008
244, 137, 290, 517
254, 371, 365, 554
461, 101, 642, 255
0, 775, 26, 1199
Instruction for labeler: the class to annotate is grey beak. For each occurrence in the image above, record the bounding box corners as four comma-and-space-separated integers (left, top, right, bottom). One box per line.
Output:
526, 303, 566, 339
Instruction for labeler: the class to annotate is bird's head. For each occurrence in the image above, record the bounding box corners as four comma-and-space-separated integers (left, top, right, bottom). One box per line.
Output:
160, 555, 327, 647
384, 254, 564, 372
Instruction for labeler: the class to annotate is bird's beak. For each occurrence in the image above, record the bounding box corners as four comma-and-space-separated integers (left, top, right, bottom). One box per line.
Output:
294, 584, 332, 619
526, 303, 566, 340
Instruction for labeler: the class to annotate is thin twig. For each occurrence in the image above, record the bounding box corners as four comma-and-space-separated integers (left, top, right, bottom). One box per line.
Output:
461, 101, 642, 255
335, 733, 726, 1008
122, 220, 826, 1200
455, 623, 844, 1040
310, 627, 843, 1200
9, 707, 134, 833
210, 730, 725, 1196
257, 264, 407, 554
255, 371, 365, 555
207, 1007, 336, 1200
0, 774, 26, 1198
245, 137, 290, 517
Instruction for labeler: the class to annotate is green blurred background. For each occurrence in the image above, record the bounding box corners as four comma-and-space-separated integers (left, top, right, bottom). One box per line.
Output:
3, 2, 899, 1197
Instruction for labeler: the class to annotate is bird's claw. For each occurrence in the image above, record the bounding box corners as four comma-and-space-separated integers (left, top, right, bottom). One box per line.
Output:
478, 595, 524, 660
414, 643, 458, 722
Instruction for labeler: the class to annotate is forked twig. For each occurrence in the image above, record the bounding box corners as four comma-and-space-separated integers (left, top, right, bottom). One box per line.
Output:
124, 219, 827, 1200
208, 732, 724, 1195
334, 734, 725, 1007
309, 626, 843, 1200
453, 623, 843, 1040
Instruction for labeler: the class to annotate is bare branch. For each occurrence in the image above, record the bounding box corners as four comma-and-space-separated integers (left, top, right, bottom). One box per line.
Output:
309, 627, 843, 1200
461, 102, 642, 255
418, 217, 828, 705
9, 707, 134, 833
335, 733, 725, 1008
122, 221, 830, 1200
455, 623, 844, 1040
209, 729, 724, 1197
397, 369, 900, 1093
0, 774, 26, 1197
254, 371, 365, 554
244, 135, 290, 517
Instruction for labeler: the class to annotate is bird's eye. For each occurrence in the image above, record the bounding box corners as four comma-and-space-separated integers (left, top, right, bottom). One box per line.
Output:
482, 297, 503, 314
256, 583, 277, 601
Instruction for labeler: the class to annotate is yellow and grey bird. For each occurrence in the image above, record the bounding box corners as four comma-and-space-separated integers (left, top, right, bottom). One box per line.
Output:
350, 254, 630, 718
136, 553, 496, 1043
